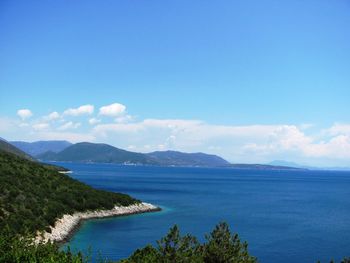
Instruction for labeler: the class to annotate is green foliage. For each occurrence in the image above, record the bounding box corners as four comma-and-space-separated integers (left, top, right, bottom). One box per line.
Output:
203, 222, 255, 263
0, 228, 86, 263
156, 225, 202, 262
41, 163, 70, 172
0, 151, 138, 236
120, 222, 257, 263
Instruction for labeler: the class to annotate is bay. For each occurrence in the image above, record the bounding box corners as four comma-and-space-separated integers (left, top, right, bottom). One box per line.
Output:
57, 162, 350, 263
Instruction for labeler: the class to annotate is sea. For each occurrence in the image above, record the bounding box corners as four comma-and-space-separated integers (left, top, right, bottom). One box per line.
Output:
55, 162, 350, 263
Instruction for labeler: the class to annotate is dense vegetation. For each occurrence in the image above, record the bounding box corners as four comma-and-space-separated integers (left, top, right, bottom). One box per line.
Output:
121, 222, 256, 263
1, 222, 348, 263
0, 228, 86, 263
0, 222, 257, 263
0, 151, 138, 235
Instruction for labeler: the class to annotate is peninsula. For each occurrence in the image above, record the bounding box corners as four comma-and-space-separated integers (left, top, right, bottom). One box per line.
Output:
0, 140, 160, 245
37, 202, 160, 244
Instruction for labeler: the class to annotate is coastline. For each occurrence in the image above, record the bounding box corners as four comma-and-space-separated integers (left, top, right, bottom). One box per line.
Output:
58, 170, 72, 174
36, 202, 161, 244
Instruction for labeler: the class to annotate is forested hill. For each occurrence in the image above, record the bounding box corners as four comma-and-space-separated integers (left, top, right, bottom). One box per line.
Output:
0, 150, 138, 235
37, 142, 157, 164
38, 142, 231, 167
147, 150, 230, 167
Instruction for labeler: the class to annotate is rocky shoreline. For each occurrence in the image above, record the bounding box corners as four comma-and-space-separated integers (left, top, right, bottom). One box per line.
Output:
36, 202, 161, 244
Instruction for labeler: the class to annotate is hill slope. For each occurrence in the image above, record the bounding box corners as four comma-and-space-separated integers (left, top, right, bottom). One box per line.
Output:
0, 138, 35, 161
0, 150, 138, 235
147, 150, 230, 167
38, 142, 156, 164
10, 140, 72, 157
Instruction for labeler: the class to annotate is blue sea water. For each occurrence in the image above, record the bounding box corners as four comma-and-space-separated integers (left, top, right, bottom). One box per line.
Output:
57, 162, 350, 263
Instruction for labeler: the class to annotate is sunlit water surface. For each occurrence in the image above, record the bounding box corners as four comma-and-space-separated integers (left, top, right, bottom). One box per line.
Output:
56, 163, 350, 263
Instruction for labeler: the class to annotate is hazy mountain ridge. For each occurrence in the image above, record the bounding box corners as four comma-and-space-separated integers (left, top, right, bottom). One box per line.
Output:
7, 140, 310, 169
10, 140, 72, 157
231, 163, 305, 170
269, 160, 350, 171
0, 138, 36, 161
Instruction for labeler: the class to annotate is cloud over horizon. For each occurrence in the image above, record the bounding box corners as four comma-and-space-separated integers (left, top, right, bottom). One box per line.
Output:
99, 103, 126, 117
63, 104, 94, 116
17, 109, 33, 120
1, 103, 350, 167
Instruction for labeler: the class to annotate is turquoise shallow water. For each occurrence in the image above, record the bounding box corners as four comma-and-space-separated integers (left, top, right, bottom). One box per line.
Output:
57, 163, 350, 262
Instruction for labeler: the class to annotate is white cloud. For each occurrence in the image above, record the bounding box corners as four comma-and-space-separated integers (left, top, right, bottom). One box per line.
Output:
64, 104, 94, 116
0, 117, 15, 132
17, 109, 33, 120
18, 123, 29, 127
327, 123, 350, 136
92, 119, 350, 165
127, 145, 136, 150
241, 125, 350, 161
35, 131, 95, 143
89, 118, 101, 125
115, 115, 133, 123
44, 111, 60, 121
58, 121, 81, 131
32, 123, 50, 131
4, 105, 350, 167
99, 103, 126, 117
92, 119, 281, 155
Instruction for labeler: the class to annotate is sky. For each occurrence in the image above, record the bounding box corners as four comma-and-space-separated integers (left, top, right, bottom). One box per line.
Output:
1, 0, 350, 166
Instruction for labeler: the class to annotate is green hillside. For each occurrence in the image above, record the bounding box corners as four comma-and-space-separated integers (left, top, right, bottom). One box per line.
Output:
0, 138, 35, 161
0, 150, 138, 235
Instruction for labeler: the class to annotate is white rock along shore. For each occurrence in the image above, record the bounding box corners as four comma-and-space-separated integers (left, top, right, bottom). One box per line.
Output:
36, 202, 160, 243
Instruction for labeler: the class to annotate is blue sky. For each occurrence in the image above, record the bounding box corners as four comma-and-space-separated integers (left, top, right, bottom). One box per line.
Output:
1, 1, 350, 166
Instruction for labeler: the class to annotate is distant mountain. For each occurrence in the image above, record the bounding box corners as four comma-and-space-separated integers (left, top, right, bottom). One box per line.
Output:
38, 142, 231, 167
0, 138, 70, 171
10, 140, 72, 157
268, 160, 307, 169
268, 160, 350, 171
147, 150, 230, 167
231, 163, 305, 170
0, 138, 35, 161
37, 142, 157, 164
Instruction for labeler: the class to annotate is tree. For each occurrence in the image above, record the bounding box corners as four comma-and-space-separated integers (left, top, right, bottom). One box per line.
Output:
202, 222, 256, 263
121, 222, 256, 263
